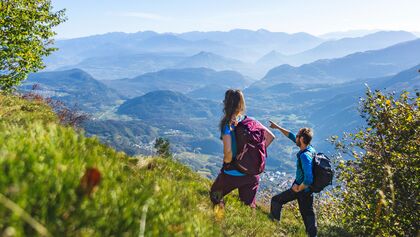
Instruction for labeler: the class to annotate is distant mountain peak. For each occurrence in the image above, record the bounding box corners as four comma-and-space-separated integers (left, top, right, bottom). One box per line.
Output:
256, 50, 287, 66
256, 28, 270, 33
195, 51, 218, 57
35, 68, 94, 80
117, 89, 216, 120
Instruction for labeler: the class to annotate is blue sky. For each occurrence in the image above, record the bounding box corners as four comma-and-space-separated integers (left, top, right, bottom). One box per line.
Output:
52, 0, 420, 39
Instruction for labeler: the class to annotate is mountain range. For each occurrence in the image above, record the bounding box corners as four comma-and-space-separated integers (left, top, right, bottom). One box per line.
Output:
253, 38, 420, 88
57, 52, 187, 80
319, 29, 382, 39
104, 67, 251, 98
46, 29, 323, 66
45, 29, 418, 81
177, 29, 324, 56
256, 31, 417, 68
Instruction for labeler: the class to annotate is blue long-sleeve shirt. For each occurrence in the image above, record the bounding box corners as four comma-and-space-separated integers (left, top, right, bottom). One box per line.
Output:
288, 132, 315, 188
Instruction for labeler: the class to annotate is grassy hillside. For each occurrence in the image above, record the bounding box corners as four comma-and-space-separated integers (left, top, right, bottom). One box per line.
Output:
0, 94, 316, 236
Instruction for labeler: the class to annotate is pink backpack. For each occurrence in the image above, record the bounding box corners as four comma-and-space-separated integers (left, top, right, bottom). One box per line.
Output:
233, 116, 267, 175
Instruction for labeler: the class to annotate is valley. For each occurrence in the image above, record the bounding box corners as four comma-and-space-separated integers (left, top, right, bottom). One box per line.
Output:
22, 29, 420, 194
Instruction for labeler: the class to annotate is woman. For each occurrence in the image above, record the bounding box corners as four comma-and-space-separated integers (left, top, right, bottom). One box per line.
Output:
210, 89, 275, 208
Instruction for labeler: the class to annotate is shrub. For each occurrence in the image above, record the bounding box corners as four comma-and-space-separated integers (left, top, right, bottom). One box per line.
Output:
154, 137, 172, 158
21, 90, 89, 128
331, 89, 419, 236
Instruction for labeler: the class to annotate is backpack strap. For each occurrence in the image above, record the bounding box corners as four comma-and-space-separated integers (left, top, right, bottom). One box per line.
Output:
297, 147, 315, 169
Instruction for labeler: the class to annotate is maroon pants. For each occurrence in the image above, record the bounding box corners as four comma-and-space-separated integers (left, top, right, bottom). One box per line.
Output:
210, 172, 259, 208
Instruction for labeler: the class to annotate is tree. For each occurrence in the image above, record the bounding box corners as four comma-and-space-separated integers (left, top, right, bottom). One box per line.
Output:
0, 0, 66, 91
332, 88, 419, 236
154, 137, 172, 158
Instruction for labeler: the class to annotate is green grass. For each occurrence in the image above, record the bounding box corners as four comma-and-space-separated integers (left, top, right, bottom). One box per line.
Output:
0, 94, 320, 236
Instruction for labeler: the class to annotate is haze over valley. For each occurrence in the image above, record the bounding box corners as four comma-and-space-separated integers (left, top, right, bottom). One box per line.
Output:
24, 28, 420, 188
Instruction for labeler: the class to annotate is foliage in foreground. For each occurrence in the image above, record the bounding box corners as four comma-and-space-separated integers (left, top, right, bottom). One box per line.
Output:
331, 89, 419, 236
0, 0, 66, 91
0, 94, 314, 236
